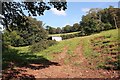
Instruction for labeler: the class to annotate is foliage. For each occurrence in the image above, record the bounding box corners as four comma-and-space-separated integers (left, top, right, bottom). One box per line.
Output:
56, 27, 62, 34
60, 33, 80, 40
47, 6, 119, 38
80, 7, 119, 36
71, 23, 81, 32
47, 23, 81, 34
62, 25, 72, 33
4, 29, 119, 70
1, 0, 67, 31
1, 0, 67, 50
30, 40, 57, 53
48, 26, 57, 34
2, 17, 48, 47
2, 31, 11, 48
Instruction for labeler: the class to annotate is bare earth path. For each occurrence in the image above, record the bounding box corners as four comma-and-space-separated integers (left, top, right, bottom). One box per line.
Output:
13, 44, 119, 79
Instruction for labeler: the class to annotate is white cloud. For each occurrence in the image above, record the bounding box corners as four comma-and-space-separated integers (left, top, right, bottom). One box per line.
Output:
51, 8, 66, 16
81, 8, 90, 13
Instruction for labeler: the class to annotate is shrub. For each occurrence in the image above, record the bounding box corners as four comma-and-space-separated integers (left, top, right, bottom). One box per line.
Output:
47, 40, 57, 46
60, 33, 80, 40
30, 40, 57, 53
104, 23, 112, 30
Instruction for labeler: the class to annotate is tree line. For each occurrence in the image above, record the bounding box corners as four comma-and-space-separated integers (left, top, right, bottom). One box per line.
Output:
79, 6, 119, 35
46, 23, 80, 34
47, 6, 119, 35
2, 1, 67, 53
2, 3, 119, 53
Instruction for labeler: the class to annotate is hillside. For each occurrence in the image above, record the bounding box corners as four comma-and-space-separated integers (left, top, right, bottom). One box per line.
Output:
48, 31, 80, 37
2, 29, 120, 79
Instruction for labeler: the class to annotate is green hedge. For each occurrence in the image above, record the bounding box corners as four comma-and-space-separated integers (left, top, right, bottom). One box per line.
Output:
30, 40, 57, 53
60, 32, 83, 40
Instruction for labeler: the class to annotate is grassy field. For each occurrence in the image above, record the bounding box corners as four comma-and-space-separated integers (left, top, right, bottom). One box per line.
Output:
4, 29, 119, 70
2, 29, 120, 79
82, 29, 119, 69
13, 37, 81, 60
48, 31, 80, 36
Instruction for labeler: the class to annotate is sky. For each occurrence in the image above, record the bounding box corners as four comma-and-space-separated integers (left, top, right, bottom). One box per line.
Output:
32, 2, 118, 28
0, 1, 119, 31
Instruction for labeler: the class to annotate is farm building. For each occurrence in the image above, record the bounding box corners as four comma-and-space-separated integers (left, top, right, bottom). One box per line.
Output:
48, 36, 62, 41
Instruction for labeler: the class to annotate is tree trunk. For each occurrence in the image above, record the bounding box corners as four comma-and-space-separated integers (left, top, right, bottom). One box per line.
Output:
113, 16, 118, 29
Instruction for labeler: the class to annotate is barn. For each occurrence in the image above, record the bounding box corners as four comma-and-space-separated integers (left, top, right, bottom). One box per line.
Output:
48, 36, 62, 41
52, 36, 62, 41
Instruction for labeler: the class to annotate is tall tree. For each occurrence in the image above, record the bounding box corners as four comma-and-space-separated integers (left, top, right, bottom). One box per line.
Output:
56, 27, 61, 34
108, 6, 118, 29
62, 25, 71, 33
72, 23, 80, 32
2, 17, 48, 47
1, 0, 67, 31
48, 27, 56, 34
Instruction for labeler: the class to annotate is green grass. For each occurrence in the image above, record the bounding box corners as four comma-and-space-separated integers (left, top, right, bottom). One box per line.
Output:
11, 29, 119, 58
82, 29, 119, 69
82, 29, 118, 55
9, 29, 119, 69
66, 38, 81, 55
9, 37, 81, 61
9, 37, 82, 65
11, 46, 29, 53
35, 37, 81, 60
48, 31, 80, 37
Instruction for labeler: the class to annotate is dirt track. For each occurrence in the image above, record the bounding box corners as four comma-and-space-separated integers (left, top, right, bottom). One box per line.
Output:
12, 45, 119, 79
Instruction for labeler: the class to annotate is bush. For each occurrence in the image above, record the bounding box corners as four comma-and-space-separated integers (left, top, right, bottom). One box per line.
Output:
30, 40, 57, 53
60, 33, 80, 40
104, 23, 112, 30
47, 40, 57, 46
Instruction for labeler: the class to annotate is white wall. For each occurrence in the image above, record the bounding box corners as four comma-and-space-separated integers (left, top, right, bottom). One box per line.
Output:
52, 36, 62, 41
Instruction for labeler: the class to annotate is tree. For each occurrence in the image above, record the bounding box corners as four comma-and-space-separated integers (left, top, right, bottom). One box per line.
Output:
62, 25, 71, 33
108, 6, 118, 29
1, 0, 67, 31
48, 27, 56, 34
72, 23, 80, 32
79, 7, 120, 36
1, 0, 67, 47
2, 17, 48, 47
56, 27, 61, 34
100, 6, 119, 29
46, 25, 51, 31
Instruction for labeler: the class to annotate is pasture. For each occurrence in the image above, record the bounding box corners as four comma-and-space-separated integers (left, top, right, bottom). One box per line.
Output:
2, 29, 120, 79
